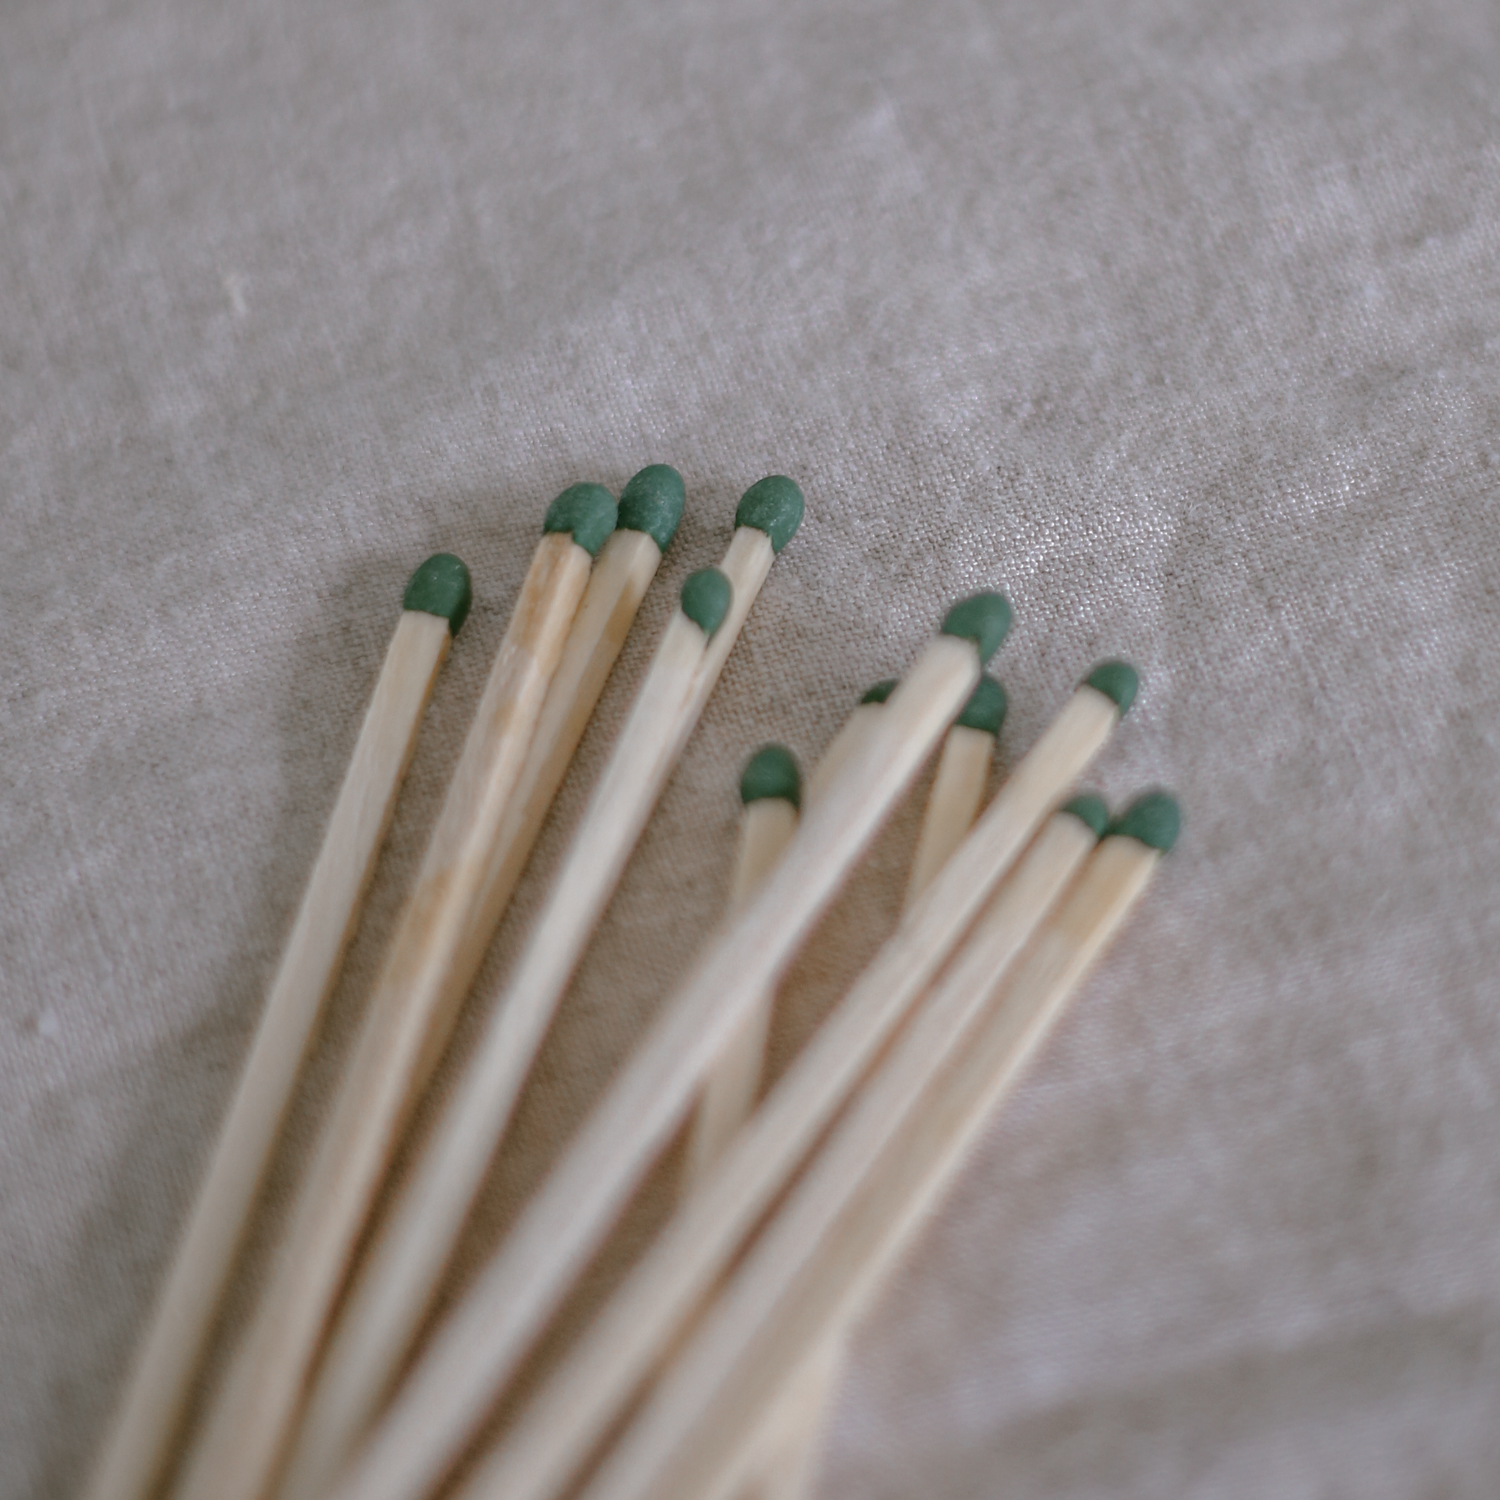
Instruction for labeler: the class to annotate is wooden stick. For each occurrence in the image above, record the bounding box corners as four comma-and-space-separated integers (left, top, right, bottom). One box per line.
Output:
293, 478, 806, 1500
689, 691, 908, 1497
280, 565, 736, 1500
903, 728, 994, 906
81, 557, 470, 1500
468, 802, 1103, 1500
750, 673, 1004, 1496
686, 746, 801, 1184
744, 1340, 844, 1500
800, 681, 890, 806
688, 670, 992, 1335
447, 669, 1129, 1500
412, 467, 685, 1091
581, 797, 1177, 1500
327, 593, 1008, 1500
274, 472, 683, 1500
903, 675, 1004, 909
171, 487, 616, 1500
686, 687, 874, 1195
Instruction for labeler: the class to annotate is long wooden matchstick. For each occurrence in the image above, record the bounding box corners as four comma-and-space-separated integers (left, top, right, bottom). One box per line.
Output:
684, 682, 887, 1185
689, 673, 892, 1181
685, 744, 802, 1182
681, 679, 960, 1500
689, 671, 1001, 1197
172, 486, 617, 1500
580, 794, 1179, 1500
326, 592, 1010, 1500
801, 679, 891, 806
446, 665, 1132, 1500
591, 795, 1110, 1500
428, 465, 686, 1077
273, 470, 684, 1500
750, 671, 1005, 1496
903, 674, 1005, 908
287, 480, 806, 1499
82, 556, 471, 1500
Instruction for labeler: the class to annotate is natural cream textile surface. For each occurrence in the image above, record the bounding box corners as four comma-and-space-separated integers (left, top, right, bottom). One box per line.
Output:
2, 1, 1498, 1495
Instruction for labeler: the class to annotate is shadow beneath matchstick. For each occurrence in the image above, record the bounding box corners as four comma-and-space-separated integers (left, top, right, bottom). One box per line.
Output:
41, 535, 501, 1500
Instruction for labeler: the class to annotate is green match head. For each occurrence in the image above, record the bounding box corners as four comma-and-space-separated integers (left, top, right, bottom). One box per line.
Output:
617, 465, 685, 553
860, 679, 898, 705
955, 675, 1007, 735
1083, 660, 1139, 717
735, 476, 804, 553
740, 743, 801, 810
940, 593, 1012, 664
403, 553, 473, 636
543, 483, 618, 558
1058, 793, 1109, 839
680, 567, 733, 637
1108, 790, 1180, 853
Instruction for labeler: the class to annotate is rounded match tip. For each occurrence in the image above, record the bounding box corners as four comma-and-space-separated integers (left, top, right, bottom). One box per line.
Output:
680, 567, 733, 637
1083, 659, 1139, 716
618, 465, 686, 553
1108, 790, 1180, 853
860, 678, 898, 705
735, 475, 804, 553
403, 553, 473, 636
544, 482, 619, 558
940, 592, 1012, 663
1059, 792, 1109, 839
954, 674, 1007, 735
740, 743, 801, 810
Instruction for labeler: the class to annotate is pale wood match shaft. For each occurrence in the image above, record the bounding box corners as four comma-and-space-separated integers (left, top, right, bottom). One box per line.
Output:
729, 798, 802, 912
277, 527, 666, 1500
582, 829, 1160, 1500
801, 700, 883, 807
82, 607, 454, 1500
687, 693, 877, 1192
752, 712, 996, 1497
172, 530, 592, 1500
288, 607, 710, 1491
414, 526, 666, 1089
663, 523, 776, 764
745, 1340, 844, 1500
294, 528, 779, 1500
328, 629, 983, 1500
903, 723, 994, 908
451, 686, 1117, 1500
690, 703, 899, 1500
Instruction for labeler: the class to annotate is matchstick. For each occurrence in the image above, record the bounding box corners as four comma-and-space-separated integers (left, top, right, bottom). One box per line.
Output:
275, 469, 684, 1500
445, 667, 1133, 1500
685, 745, 802, 1183
688, 670, 1000, 1198
81, 556, 471, 1500
171, 486, 616, 1500
671, 787, 1103, 1500
326, 591, 1011, 1500
684, 682, 883, 1195
578, 793, 1178, 1500
671, 476, 806, 758
903, 674, 1005, 908
749, 671, 1005, 1496
427, 464, 686, 1086
287, 480, 805, 1500
801, 679, 892, 806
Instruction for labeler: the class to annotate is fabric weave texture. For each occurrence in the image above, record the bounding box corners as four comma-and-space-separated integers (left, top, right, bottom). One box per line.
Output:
3, 1, 1499, 1496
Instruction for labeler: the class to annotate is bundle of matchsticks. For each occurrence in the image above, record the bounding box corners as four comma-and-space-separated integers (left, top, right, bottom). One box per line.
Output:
88, 466, 1179, 1500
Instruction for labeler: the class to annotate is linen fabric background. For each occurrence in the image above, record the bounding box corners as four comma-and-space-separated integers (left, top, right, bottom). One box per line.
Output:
4, 0, 1499, 1495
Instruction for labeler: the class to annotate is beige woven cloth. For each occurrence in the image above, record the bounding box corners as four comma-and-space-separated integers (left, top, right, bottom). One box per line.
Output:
5, 0, 1500, 1495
